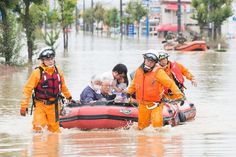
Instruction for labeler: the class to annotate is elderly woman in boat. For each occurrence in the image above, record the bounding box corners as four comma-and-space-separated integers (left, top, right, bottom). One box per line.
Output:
80, 76, 122, 104
80, 75, 104, 104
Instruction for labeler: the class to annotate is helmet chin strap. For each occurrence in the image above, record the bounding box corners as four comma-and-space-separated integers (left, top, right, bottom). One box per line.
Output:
142, 63, 154, 73
144, 65, 151, 70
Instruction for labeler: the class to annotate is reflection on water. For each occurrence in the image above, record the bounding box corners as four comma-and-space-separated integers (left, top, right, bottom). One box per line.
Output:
1, 34, 236, 156
1, 130, 236, 157
31, 134, 60, 157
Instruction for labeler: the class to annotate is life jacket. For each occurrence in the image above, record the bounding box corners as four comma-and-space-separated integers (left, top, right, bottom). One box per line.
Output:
164, 61, 185, 95
170, 61, 184, 90
34, 66, 61, 100
134, 65, 163, 102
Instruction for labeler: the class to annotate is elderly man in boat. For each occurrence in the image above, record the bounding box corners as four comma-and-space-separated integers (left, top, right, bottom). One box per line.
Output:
80, 75, 128, 104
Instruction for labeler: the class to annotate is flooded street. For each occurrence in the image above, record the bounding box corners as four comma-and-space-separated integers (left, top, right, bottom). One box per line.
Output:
1, 32, 236, 156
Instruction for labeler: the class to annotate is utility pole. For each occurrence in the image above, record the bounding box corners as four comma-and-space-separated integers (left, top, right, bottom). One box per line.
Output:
75, 1, 78, 32
91, 0, 94, 34
83, 0, 85, 32
120, 0, 123, 36
44, 0, 47, 33
177, 0, 181, 34
146, 0, 150, 37
208, 2, 212, 39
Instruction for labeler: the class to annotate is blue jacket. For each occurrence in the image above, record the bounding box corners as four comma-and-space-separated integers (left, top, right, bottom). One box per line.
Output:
80, 86, 103, 104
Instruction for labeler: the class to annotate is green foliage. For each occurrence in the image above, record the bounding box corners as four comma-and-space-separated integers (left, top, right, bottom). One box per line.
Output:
125, 1, 147, 23
46, 8, 60, 24
37, 3, 59, 25
58, 0, 76, 49
208, 0, 233, 26
0, 0, 23, 65
125, 1, 147, 37
15, 0, 44, 63
122, 16, 134, 25
25, 4, 44, 51
191, 0, 208, 30
0, 11, 23, 65
58, 0, 76, 28
104, 8, 119, 28
41, 29, 60, 51
94, 3, 105, 23
83, 8, 94, 26
39, 3, 60, 50
0, 0, 19, 9
191, 0, 233, 39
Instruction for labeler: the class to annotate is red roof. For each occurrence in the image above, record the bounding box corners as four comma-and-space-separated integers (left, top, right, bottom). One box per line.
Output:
156, 24, 184, 32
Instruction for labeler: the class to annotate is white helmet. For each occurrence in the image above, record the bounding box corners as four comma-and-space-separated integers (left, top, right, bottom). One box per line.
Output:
157, 50, 169, 60
142, 49, 159, 63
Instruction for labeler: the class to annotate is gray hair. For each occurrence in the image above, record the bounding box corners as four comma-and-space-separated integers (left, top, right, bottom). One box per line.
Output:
91, 74, 102, 83
101, 78, 113, 85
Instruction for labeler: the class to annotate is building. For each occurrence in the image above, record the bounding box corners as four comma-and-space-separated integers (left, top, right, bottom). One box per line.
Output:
222, 0, 236, 38
140, 0, 197, 37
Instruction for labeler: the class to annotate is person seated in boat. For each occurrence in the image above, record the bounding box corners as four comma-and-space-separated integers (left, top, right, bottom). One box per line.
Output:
113, 75, 129, 102
80, 75, 103, 104
191, 33, 201, 41
157, 51, 197, 99
100, 79, 116, 101
101, 63, 128, 93
175, 32, 187, 45
165, 31, 175, 45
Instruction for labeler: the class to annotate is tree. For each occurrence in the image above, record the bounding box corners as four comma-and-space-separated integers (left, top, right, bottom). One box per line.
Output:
125, 1, 147, 37
0, 0, 22, 65
191, 0, 208, 35
109, 8, 119, 28
15, 0, 44, 63
58, 0, 76, 50
40, 3, 60, 51
83, 8, 94, 32
191, 0, 233, 40
104, 8, 119, 36
208, 0, 233, 40
94, 2, 105, 35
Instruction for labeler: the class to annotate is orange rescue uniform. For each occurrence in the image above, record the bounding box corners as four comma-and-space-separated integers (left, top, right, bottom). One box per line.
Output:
128, 65, 183, 130
164, 61, 194, 99
20, 64, 72, 133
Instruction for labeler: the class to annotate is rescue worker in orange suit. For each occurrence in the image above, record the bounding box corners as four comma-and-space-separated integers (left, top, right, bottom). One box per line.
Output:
127, 49, 184, 130
20, 48, 73, 133
158, 51, 197, 99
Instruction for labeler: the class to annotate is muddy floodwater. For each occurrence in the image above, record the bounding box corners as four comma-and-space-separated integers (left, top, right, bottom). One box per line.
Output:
1, 34, 236, 156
